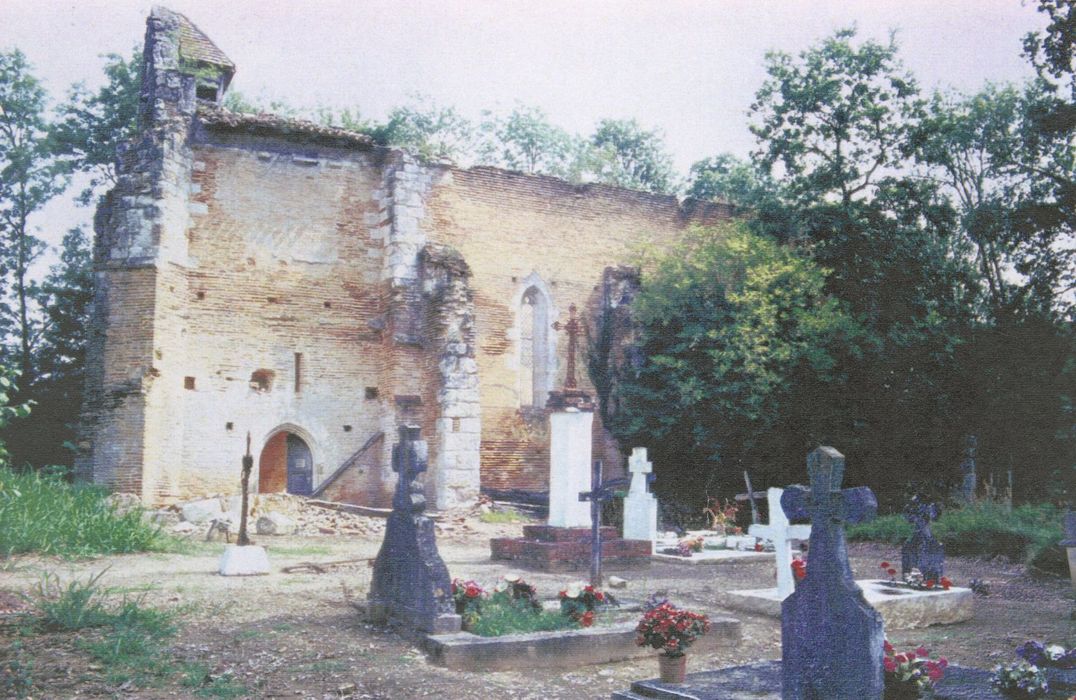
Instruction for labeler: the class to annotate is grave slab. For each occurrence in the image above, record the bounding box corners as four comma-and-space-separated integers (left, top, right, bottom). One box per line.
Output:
721, 579, 974, 629
427, 615, 740, 672
611, 661, 1019, 700
652, 549, 774, 566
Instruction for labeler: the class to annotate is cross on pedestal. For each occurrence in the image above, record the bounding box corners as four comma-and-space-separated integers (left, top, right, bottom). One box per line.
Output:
623, 447, 657, 542
552, 304, 583, 390
748, 488, 810, 598
579, 460, 630, 587
780, 446, 884, 700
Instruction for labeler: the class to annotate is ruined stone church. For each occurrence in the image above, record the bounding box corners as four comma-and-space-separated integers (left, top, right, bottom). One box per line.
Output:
75, 7, 733, 509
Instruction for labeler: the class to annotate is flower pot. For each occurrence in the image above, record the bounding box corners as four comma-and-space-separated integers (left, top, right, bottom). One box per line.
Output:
658, 653, 687, 684
883, 682, 921, 700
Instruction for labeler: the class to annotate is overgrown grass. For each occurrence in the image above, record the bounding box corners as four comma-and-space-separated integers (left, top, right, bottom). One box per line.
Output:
464, 597, 578, 637
31, 570, 182, 688
478, 510, 525, 524
847, 502, 1066, 574
0, 466, 170, 557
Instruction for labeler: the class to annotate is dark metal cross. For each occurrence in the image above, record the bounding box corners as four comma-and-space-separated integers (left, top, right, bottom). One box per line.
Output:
391, 425, 429, 513
552, 303, 584, 390
579, 460, 630, 587
237, 432, 253, 546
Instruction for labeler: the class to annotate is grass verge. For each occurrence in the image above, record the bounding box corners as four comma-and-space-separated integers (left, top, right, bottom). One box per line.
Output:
847, 502, 1066, 575
0, 466, 171, 557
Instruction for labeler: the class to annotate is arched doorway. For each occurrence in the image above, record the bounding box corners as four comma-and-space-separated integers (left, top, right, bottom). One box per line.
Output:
259, 431, 314, 496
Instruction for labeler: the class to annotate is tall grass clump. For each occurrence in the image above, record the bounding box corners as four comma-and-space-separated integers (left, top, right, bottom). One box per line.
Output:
848, 502, 1066, 574
33, 570, 181, 687
0, 466, 168, 557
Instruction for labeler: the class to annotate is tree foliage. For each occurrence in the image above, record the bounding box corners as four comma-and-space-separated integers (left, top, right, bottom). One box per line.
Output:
0, 49, 69, 382
51, 47, 141, 204
478, 104, 576, 177
587, 118, 676, 194
611, 224, 862, 499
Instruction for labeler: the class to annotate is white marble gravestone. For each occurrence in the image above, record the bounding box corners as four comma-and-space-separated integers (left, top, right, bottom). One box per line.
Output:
547, 407, 593, 528
623, 447, 657, 542
748, 487, 811, 598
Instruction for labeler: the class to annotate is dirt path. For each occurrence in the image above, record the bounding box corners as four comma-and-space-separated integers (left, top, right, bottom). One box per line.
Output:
1, 517, 1073, 699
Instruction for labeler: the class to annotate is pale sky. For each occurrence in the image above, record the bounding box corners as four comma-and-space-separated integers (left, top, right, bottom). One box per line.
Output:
0, 0, 1050, 265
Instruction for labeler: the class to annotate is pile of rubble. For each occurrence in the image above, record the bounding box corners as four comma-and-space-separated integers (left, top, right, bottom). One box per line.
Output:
147, 493, 513, 542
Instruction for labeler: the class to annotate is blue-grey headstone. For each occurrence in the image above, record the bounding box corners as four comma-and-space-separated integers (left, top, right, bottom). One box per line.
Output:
780, 446, 884, 700
901, 496, 945, 582
367, 425, 461, 634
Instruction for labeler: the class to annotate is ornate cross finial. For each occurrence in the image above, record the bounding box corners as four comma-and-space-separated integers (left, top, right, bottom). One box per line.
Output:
552, 304, 583, 390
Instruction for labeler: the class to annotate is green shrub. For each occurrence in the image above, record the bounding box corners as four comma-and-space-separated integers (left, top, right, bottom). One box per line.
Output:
0, 466, 169, 557
478, 510, 524, 524
848, 502, 1066, 575
465, 595, 576, 637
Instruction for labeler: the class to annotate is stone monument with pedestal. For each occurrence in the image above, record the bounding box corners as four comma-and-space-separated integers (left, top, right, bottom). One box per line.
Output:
623, 447, 657, 543
366, 426, 461, 634
490, 304, 650, 572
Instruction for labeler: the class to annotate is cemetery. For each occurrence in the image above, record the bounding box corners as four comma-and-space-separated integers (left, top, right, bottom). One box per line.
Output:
1, 2, 1074, 699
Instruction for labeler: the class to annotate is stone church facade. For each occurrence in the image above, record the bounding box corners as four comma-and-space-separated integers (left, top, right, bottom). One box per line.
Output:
75, 8, 733, 509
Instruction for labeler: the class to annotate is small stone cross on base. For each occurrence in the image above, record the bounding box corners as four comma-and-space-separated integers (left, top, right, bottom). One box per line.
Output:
780, 447, 884, 700
623, 448, 657, 542
552, 303, 583, 390
748, 488, 810, 598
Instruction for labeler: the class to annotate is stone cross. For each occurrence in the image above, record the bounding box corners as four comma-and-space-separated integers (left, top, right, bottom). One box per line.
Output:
901, 497, 945, 582
780, 446, 884, 700
623, 447, 658, 542
579, 460, 630, 587
552, 303, 583, 390
392, 425, 428, 513
748, 488, 810, 598
368, 425, 460, 634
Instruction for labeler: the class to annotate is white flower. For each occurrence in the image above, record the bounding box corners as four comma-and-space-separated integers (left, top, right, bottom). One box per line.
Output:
503, 573, 521, 584
564, 582, 584, 599
1045, 644, 1065, 661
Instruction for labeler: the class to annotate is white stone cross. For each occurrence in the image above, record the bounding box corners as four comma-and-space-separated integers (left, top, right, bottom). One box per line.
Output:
748, 487, 812, 598
623, 447, 658, 542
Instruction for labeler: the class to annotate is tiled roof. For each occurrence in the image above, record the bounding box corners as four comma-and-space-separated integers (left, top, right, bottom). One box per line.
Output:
197, 103, 375, 148
176, 12, 234, 71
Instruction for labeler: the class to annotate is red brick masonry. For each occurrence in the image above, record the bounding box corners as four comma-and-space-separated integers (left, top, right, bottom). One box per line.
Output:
490, 526, 652, 572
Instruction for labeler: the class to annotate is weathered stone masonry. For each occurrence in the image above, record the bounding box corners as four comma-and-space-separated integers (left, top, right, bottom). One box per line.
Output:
76, 7, 732, 509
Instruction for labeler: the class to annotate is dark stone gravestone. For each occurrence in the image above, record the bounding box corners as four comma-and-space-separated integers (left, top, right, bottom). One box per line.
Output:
780, 446, 884, 700
367, 426, 461, 634
901, 496, 945, 582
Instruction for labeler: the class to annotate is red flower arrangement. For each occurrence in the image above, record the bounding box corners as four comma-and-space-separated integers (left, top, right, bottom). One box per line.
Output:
450, 578, 484, 615
791, 556, 807, 581
635, 602, 710, 658
880, 562, 953, 591
559, 582, 613, 627
883, 639, 947, 695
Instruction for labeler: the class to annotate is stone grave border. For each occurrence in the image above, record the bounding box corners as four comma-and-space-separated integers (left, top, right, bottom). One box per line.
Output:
425, 612, 741, 672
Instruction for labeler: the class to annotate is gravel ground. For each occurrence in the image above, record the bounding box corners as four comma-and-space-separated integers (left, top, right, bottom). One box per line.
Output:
1, 506, 1073, 699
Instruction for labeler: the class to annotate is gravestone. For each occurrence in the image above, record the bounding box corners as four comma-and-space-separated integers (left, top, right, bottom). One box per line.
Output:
901, 496, 945, 582
622, 447, 657, 542
748, 488, 811, 598
780, 446, 884, 699
367, 426, 461, 634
